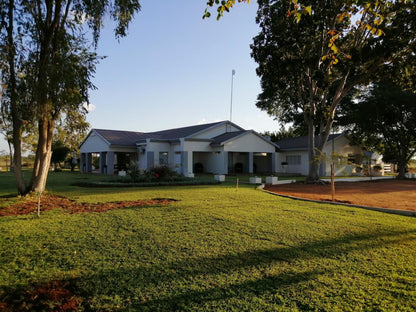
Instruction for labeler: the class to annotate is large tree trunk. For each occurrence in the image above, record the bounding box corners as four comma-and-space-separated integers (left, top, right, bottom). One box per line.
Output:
306, 121, 320, 183
28, 6, 56, 194
29, 117, 54, 193
397, 160, 408, 179
305, 105, 321, 183
11, 118, 27, 194
7, 0, 28, 194
7, 140, 13, 171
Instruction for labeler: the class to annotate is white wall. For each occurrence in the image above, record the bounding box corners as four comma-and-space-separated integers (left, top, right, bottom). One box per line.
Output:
278, 151, 309, 175
224, 132, 276, 153
182, 140, 214, 152
80, 132, 110, 153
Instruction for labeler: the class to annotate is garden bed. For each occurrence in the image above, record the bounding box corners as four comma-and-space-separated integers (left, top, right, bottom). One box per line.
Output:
0, 194, 176, 217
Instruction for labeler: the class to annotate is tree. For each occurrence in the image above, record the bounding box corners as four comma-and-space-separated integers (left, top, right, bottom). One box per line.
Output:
261, 125, 305, 143
340, 82, 416, 179
54, 108, 90, 154
50, 141, 70, 171
0, 1, 140, 194
0, 86, 13, 171
204, 0, 250, 19
251, 0, 416, 182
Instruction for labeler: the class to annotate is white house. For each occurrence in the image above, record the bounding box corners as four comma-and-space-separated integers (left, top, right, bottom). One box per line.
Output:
276, 133, 384, 176
79, 121, 279, 177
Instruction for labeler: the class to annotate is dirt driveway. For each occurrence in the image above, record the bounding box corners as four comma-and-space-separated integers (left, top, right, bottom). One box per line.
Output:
264, 179, 416, 211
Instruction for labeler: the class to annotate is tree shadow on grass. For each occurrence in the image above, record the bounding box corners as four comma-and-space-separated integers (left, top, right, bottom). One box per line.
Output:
74, 228, 416, 311
2, 228, 415, 311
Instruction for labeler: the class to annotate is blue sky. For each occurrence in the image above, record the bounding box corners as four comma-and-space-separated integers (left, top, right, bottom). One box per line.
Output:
1, 1, 282, 153
87, 1, 279, 132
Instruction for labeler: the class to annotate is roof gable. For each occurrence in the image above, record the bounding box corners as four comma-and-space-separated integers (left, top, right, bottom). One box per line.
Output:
211, 130, 279, 148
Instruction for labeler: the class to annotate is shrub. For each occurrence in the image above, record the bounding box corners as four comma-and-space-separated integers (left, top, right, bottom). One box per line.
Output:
128, 161, 141, 182
145, 166, 180, 181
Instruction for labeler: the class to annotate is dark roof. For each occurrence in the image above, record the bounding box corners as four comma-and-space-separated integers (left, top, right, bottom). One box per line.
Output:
277, 133, 343, 150
92, 121, 228, 146
94, 129, 144, 146
210, 130, 247, 146
138, 121, 225, 141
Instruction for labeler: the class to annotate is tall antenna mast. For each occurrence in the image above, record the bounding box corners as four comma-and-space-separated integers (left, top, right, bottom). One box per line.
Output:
230, 69, 235, 122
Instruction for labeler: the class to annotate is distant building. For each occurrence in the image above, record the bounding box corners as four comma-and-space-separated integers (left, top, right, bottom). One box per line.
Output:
276, 133, 384, 176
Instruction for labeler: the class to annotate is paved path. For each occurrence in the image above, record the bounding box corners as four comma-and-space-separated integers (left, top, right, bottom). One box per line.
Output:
321, 176, 394, 182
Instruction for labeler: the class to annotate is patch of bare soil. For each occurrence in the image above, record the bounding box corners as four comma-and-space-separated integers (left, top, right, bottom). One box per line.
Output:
0, 194, 176, 217
0, 280, 81, 312
265, 179, 416, 211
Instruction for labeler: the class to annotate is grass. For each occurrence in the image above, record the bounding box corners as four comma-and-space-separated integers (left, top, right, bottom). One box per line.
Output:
0, 172, 416, 311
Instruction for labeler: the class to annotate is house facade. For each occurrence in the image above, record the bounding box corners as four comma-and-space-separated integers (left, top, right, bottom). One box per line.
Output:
79, 121, 279, 177
276, 133, 384, 176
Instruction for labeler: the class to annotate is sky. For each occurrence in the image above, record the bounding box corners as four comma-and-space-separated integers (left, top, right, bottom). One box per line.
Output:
1, 0, 282, 152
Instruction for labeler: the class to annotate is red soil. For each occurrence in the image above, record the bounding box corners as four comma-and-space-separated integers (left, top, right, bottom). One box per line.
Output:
0, 280, 82, 312
264, 179, 416, 211
0, 194, 175, 217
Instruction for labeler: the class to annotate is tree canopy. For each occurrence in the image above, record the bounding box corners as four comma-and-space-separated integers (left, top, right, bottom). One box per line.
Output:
0, 0, 140, 194
251, 0, 416, 182
340, 82, 416, 179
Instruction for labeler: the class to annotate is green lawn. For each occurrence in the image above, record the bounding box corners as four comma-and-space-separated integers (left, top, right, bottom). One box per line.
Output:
1, 172, 415, 311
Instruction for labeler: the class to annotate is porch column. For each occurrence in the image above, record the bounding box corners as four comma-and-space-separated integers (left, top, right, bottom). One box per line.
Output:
107, 152, 115, 175
248, 152, 254, 174
271, 152, 278, 174
86, 153, 92, 173
147, 151, 154, 169
181, 151, 193, 176
80, 153, 85, 173
100, 152, 106, 174
222, 151, 228, 174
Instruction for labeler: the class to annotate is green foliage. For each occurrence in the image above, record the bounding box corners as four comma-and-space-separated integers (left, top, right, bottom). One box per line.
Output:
54, 108, 90, 154
0, 173, 416, 310
0, 0, 141, 194
204, 0, 249, 19
128, 165, 183, 183
340, 81, 416, 178
146, 166, 179, 180
51, 141, 70, 168
251, 0, 416, 182
261, 125, 306, 143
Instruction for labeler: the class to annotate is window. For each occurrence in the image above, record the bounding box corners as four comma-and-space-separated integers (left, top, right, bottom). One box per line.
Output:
159, 152, 168, 166
286, 155, 301, 165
